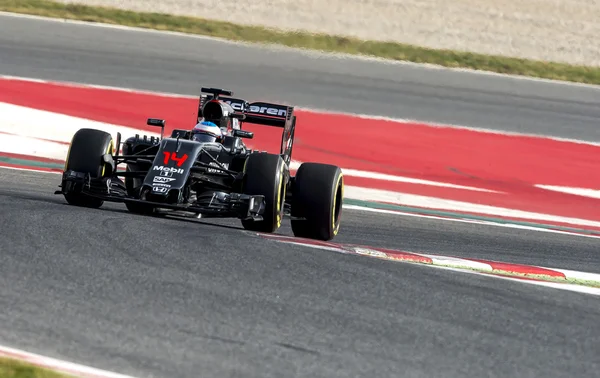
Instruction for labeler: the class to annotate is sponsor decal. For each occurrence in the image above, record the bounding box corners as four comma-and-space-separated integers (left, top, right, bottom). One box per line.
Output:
153, 166, 184, 174
159, 170, 173, 177
223, 100, 286, 117
153, 176, 176, 183
224, 100, 245, 111
152, 186, 168, 193
152, 183, 171, 188
249, 105, 286, 117
207, 162, 229, 174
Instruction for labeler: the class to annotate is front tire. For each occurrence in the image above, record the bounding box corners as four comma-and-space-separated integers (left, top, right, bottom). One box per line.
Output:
241, 153, 287, 233
291, 163, 344, 241
63, 128, 113, 208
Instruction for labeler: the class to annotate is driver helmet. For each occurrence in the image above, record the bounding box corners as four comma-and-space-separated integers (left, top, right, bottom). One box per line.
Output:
191, 121, 223, 143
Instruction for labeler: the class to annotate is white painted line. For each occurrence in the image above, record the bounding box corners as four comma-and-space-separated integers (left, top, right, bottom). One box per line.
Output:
339, 167, 498, 192
341, 205, 600, 240
535, 185, 600, 199
289, 160, 496, 193
1, 11, 600, 90
290, 104, 600, 147
0, 344, 137, 378
344, 186, 600, 228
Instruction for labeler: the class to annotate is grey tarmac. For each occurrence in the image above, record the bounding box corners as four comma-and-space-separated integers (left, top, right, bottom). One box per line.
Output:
1, 169, 600, 378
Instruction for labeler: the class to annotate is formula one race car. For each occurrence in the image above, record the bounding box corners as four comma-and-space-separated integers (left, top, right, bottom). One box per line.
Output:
54, 87, 344, 240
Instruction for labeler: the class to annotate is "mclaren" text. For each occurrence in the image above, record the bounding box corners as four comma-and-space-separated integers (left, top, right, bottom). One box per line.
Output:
250, 105, 286, 117
223, 100, 286, 117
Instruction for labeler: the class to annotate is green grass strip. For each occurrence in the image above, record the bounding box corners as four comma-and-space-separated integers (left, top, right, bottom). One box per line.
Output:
0, 357, 70, 378
0, 156, 63, 170
1, 0, 600, 85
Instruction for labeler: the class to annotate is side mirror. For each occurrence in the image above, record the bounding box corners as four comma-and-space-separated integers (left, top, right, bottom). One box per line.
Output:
233, 129, 254, 139
147, 118, 165, 127
147, 118, 165, 139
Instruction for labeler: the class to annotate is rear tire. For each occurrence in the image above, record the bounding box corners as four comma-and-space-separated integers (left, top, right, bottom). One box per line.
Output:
241, 153, 287, 233
63, 128, 113, 208
291, 163, 344, 241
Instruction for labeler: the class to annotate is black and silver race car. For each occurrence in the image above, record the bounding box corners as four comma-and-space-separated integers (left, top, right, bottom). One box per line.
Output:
55, 87, 344, 241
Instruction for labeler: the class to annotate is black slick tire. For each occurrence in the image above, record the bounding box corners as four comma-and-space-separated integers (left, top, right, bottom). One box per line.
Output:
291, 163, 344, 241
63, 128, 113, 208
241, 153, 286, 233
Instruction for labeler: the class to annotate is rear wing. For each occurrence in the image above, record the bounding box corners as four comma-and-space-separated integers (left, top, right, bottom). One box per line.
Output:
197, 89, 296, 165
198, 94, 293, 128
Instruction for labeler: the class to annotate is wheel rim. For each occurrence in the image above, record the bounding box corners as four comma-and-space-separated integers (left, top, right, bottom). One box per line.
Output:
332, 174, 344, 235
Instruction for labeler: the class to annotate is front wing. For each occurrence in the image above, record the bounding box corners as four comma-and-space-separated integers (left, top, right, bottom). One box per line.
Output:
55, 169, 266, 220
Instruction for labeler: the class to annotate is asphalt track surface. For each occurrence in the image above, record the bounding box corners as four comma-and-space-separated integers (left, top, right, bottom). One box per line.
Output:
1, 169, 600, 378
2, 13, 600, 141
1, 12, 600, 378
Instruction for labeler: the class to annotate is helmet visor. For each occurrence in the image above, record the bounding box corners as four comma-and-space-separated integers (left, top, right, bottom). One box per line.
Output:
192, 132, 218, 143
